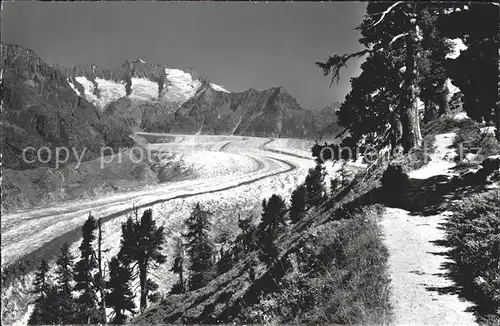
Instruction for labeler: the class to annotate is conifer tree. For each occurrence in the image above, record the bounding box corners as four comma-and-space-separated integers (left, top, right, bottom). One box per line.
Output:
304, 164, 326, 207
232, 215, 257, 264
258, 195, 287, 237
31, 259, 50, 300
106, 256, 136, 324
74, 214, 100, 323
237, 215, 255, 252
257, 195, 287, 264
28, 286, 59, 325
54, 242, 77, 324
258, 229, 279, 265
170, 237, 185, 294
442, 3, 499, 140
418, 6, 453, 122
215, 228, 234, 275
289, 184, 307, 224
96, 217, 107, 323
56, 243, 75, 296
28, 260, 55, 325
118, 209, 166, 312
183, 203, 216, 291
316, 2, 461, 153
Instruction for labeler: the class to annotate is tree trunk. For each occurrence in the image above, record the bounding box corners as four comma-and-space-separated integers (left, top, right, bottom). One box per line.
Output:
496, 45, 500, 141
139, 264, 147, 312
400, 18, 422, 153
423, 101, 434, 124
179, 260, 184, 293
414, 91, 422, 145
97, 218, 106, 323
496, 105, 500, 141
438, 80, 450, 116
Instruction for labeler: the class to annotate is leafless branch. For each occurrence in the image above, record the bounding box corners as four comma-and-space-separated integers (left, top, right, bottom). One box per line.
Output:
389, 32, 409, 45
371, 1, 403, 28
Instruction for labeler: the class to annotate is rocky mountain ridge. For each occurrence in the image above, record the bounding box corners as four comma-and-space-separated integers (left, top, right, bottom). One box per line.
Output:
1, 43, 135, 170
62, 56, 339, 138
1, 43, 340, 171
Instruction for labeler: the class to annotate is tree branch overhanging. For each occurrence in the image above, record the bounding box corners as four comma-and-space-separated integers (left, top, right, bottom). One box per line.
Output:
371, 1, 404, 28
316, 49, 371, 86
390, 32, 409, 45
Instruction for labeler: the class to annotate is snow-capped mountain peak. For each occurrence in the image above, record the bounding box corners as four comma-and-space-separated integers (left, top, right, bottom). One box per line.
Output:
68, 63, 231, 110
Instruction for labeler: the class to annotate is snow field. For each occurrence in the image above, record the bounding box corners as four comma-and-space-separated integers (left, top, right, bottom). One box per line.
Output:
72, 67, 229, 110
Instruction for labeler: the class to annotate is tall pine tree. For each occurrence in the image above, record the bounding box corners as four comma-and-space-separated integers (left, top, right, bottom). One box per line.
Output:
304, 164, 326, 207
28, 260, 56, 325
418, 5, 454, 121
289, 184, 307, 224
257, 195, 287, 264
317, 2, 458, 153
31, 259, 50, 300
118, 209, 166, 312
54, 242, 77, 324
215, 228, 234, 275
106, 256, 136, 324
233, 214, 257, 262
28, 286, 59, 325
170, 237, 186, 294
442, 3, 500, 140
74, 214, 100, 323
183, 203, 216, 291
258, 195, 287, 237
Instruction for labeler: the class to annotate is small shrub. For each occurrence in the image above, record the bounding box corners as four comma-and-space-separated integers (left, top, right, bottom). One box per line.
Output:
446, 191, 500, 318
382, 165, 409, 193
392, 145, 433, 173
478, 134, 500, 160
423, 115, 479, 137
450, 119, 499, 162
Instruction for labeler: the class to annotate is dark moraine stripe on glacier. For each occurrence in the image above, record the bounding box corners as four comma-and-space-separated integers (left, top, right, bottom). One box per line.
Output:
260, 139, 314, 161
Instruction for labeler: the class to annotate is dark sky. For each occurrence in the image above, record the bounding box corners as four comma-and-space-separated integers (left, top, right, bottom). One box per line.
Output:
2, 2, 366, 110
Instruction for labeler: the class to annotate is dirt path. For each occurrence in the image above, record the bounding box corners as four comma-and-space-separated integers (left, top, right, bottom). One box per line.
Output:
381, 132, 477, 325
381, 208, 477, 325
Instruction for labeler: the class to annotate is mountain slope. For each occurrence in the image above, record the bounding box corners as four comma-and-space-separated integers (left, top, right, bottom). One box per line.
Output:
63, 60, 338, 138
106, 83, 339, 138
62, 61, 229, 110
1, 44, 135, 169
153, 85, 318, 137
